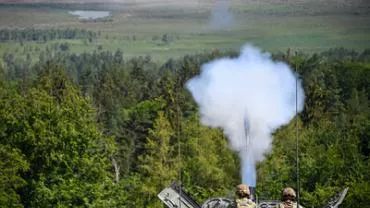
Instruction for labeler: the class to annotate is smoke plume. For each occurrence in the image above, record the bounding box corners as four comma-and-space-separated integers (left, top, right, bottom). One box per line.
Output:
186, 44, 305, 186
209, 0, 234, 29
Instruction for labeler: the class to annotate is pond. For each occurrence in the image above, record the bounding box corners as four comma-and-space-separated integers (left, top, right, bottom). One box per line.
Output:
68, 10, 111, 20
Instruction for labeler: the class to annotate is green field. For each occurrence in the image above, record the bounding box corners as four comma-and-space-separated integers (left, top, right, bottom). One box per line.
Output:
0, 0, 369, 62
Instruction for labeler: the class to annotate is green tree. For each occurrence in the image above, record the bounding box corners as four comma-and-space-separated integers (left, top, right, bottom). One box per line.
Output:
138, 111, 179, 207
181, 115, 239, 202
0, 62, 116, 207
0, 145, 29, 207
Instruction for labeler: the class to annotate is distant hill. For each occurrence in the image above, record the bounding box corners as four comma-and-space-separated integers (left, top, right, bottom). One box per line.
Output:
0, 0, 125, 3
0, 0, 366, 6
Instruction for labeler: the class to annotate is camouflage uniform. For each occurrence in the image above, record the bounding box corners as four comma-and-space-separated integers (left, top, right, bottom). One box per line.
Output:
236, 197, 257, 208
234, 184, 257, 208
278, 187, 304, 208
278, 201, 303, 208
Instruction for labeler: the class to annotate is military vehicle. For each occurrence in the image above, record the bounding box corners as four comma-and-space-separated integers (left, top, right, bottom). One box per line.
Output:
158, 182, 348, 208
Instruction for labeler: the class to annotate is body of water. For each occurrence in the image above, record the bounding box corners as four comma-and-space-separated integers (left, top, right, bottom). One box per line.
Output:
68, 10, 111, 20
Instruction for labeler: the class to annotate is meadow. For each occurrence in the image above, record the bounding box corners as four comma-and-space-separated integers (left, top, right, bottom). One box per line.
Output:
0, 0, 369, 62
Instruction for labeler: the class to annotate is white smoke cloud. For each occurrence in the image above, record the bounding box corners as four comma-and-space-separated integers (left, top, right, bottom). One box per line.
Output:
209, 0, 234, 29
186, 44, 305, 186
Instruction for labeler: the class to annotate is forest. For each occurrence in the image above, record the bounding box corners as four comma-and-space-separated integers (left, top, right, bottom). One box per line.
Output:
0, 30, 369, 207
0, 28, 99, 43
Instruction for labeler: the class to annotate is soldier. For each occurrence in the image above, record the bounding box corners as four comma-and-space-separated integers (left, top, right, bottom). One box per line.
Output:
278, 187, 304, 208
233, 184, 257, 208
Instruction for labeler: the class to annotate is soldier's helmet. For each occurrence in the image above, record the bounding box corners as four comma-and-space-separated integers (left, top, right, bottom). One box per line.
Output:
282, 187, 296, 199
236, 184, 250, 198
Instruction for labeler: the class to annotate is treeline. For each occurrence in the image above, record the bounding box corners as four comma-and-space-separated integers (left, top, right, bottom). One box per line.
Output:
0, 28, 99, 42
0, 3, 120, 11
0, 48, 369, 207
